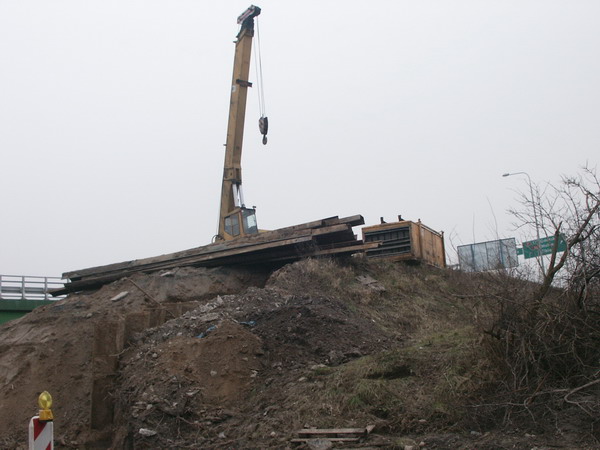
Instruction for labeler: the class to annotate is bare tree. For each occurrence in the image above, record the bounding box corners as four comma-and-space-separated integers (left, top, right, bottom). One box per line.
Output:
483, 165, 600, 432
508, 164, 600, 305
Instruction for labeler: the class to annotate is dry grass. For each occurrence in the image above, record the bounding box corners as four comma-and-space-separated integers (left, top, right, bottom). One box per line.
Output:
266, 258, 598, 440
481, 290, 600, 437
304, 326, 499, 433
263, 259, 505, 433
267, 258, 362, 298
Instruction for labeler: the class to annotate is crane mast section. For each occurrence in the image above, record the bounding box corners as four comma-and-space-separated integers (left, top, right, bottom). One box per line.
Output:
225, 29, 253, 175
218, 6, 260, 240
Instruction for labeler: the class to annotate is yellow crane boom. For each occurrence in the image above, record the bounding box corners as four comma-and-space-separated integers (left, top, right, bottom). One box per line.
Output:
217, 5, 261, 241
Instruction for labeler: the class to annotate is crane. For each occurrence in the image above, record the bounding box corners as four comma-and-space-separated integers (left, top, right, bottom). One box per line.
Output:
216, 5, 263, 241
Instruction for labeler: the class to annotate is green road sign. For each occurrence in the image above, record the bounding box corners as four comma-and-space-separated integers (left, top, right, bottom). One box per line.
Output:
522, 235, 567, 259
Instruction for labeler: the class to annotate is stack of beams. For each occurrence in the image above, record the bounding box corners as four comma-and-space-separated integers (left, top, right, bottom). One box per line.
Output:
51, 215, 376, 296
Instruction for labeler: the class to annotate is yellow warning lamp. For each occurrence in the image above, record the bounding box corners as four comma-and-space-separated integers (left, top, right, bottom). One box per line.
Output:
38, 391, 54, 422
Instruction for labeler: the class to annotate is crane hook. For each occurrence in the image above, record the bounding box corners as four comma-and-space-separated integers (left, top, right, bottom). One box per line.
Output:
259, 116, 268, 145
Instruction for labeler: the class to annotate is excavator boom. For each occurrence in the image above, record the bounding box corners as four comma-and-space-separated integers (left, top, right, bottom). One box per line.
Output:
217, 5, 261, 241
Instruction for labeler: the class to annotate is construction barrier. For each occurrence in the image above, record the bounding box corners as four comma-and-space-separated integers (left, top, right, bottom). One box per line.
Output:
29, 391, 53, 450
28, 417, 53, 450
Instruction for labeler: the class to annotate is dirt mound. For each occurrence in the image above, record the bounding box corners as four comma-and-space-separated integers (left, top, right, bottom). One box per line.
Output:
157, 323, 262, 403
109, 276, 392, 449
112, 320, 266, 447
251, 296, 387, 367
0, 258, 595, 449
0, 265, 269, 448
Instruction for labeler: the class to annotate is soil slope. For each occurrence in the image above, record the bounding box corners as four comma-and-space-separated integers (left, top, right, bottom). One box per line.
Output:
0, 258, 595, 449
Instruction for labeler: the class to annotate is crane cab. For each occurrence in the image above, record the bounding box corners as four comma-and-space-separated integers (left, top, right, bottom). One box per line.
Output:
222, 206, 258, 240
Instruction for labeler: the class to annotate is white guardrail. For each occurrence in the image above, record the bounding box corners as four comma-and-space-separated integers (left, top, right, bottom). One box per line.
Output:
0, 275, 67, 301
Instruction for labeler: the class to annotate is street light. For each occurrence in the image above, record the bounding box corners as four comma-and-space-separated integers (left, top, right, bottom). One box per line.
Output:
502, 171, 545, 274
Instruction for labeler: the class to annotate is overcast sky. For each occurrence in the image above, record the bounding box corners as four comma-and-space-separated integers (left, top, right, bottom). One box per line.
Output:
1, 1, 599, 277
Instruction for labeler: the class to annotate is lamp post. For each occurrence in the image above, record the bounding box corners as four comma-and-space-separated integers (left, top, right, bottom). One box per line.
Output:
502, 171, 545, 274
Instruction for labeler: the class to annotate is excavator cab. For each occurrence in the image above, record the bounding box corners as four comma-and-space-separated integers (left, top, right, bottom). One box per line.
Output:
223, 206, 258, 239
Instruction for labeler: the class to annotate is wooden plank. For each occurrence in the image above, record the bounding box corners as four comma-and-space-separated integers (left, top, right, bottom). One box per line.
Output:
326, 214, 364, 227
64, 219, 357, 280
413, 221, 423, 261
310, 224, 352, 237
67, 235, 312, 282
179, 239, 375, 267
297, 428, 367, 436
63, 229, 316, 280
312, 242, 379, 256
56, 215, 369, 295
198, 238, 321, 265
178, 237, 317, 267
316, 239, 378, 250
65, 224, 351, 281
64, 239, 252, 279
264, 218, 327, 234
291, 438, 360, 443
63, 228, 293, 279
314, 231, 357, 246
254, 214, 362, 235
53, 235, 315, 295
253, 241, 372, 264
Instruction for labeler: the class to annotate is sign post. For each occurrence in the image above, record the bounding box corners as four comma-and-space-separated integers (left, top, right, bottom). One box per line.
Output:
28, 391, 53, 450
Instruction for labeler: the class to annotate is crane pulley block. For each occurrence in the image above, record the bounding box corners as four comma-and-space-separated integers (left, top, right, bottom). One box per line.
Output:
259, 116, 268, 145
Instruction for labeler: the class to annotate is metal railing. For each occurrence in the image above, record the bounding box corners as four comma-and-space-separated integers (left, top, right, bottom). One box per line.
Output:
0, 275, 67, 301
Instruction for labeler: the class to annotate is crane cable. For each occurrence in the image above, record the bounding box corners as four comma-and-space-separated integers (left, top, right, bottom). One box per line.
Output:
254, 17, 268, 145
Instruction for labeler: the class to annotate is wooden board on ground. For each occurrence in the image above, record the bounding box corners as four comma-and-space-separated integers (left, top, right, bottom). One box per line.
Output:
291, 437, 360, 443
292, 425, 375, 445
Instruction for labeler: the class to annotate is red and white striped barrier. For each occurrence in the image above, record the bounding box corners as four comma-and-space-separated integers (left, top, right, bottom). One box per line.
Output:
28, 416, 53, 450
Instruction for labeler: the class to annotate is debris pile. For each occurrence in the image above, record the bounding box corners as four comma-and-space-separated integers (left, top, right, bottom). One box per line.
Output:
111, 275, 391, 448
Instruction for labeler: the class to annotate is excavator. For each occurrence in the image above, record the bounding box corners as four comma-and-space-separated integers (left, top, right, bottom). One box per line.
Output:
216, 5, 267, 241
